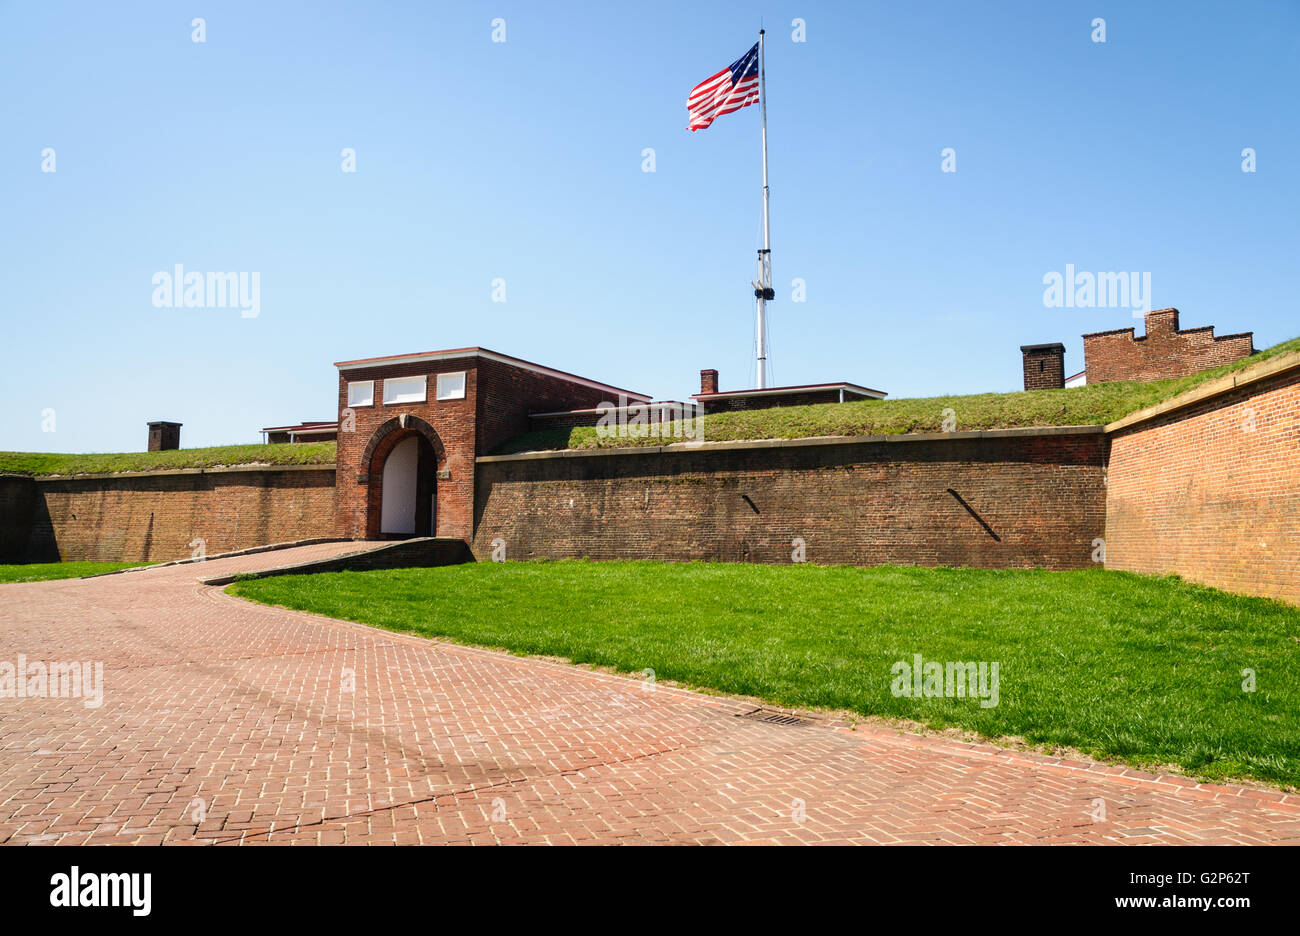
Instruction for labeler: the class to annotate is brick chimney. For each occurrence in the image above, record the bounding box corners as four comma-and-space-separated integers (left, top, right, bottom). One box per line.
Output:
1144, 308, 1180, 337
147, 421, 182, 452
700, 369, 719, 395
1019, 344, 1065, 391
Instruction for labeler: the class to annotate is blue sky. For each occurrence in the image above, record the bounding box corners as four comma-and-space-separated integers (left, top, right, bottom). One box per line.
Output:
2, 0, 1297, 451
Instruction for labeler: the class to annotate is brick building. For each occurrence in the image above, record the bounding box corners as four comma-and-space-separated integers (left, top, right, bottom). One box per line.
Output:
331, 347, 648, 540
691, 369, 885, 413
261, 420, 339, 444
325, 347, 890, 543
1020, 309, 1254, 390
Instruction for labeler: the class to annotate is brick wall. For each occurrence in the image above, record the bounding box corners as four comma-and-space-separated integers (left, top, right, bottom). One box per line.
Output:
474, 358, 624, 457
1083, 309, 1254, 383
1105, 356, 1300, 604
0, 474, 47, 562
530, 403, 692, 432
1021, 344, 1066, 390
14, 466, 337, 562
472, 428, 1108, 569
529, 410, 609, 431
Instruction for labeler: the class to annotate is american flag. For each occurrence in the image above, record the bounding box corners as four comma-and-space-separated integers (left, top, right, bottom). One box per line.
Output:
687, 42, 759, 132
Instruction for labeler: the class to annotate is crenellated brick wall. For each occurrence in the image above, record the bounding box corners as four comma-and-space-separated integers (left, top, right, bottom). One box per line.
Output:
471, 428, 1109, 570
1104, 353, 1300, 605
1083, 309, 1254, 384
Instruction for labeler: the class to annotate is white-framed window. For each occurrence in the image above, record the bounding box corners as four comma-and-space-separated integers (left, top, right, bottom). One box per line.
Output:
347, 380, 375, 408
383, 375, 427, 405
436, 371, 467, 401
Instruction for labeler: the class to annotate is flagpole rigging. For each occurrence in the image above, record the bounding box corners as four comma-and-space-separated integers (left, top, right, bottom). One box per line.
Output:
755, 28, 773, 388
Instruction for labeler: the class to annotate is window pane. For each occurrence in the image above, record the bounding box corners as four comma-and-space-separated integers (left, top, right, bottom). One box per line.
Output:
383, 376, 426, 404
437, 371, 466, 400
347, 381, 374, 407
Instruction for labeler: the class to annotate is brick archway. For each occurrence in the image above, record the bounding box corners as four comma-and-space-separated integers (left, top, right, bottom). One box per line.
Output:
361, 415, 446, 539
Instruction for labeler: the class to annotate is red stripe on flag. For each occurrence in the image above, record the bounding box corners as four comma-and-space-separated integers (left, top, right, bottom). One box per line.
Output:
686, 51, 759, 131
687, 82, 759, 130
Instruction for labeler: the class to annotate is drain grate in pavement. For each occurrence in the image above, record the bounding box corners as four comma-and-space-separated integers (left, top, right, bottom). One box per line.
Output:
737, 707, 815, 727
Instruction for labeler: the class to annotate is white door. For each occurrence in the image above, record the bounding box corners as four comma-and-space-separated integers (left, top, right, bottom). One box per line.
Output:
380, 436, 419, 534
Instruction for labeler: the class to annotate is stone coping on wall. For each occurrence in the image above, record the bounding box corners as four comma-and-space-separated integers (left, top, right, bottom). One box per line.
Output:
88, 537, 349, 575
201, 537, 473, 586
30, 463, 337, 482
1105, 350, 1300, 435
477, 424, 1107, 463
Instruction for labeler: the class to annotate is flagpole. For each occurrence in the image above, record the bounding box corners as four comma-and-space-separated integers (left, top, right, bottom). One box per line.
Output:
755, 28, 772, 388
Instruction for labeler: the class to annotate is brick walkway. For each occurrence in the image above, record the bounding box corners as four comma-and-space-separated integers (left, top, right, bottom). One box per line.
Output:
2, 543, 1298, 846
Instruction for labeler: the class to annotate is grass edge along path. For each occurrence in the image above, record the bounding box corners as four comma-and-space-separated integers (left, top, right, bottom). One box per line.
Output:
229, 560, 1300, 789
0, 561, 151, 583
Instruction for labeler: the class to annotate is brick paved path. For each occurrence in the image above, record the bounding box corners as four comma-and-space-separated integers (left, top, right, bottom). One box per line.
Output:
2, 543, 1298, 845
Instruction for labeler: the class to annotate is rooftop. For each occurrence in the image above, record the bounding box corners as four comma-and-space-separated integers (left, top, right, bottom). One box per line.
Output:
261, 421, 338, 434
692, 381, 887, 401
333, 346, 651, 402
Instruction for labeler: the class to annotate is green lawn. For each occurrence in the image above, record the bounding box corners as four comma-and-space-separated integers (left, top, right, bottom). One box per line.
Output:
0, 561, 151, 583
495, 335, 1300, 454
230, 561, 1300, 788
0, 442, 336, 477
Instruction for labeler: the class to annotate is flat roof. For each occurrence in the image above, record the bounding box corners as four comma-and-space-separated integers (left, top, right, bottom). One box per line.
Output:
692, 381, 887, 401
333, 346, 651, 402
262, 422, 338, 433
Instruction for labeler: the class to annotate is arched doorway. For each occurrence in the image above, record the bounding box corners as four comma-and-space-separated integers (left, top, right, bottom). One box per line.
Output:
379, 436, 420, 534
361, 416, 445, 539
